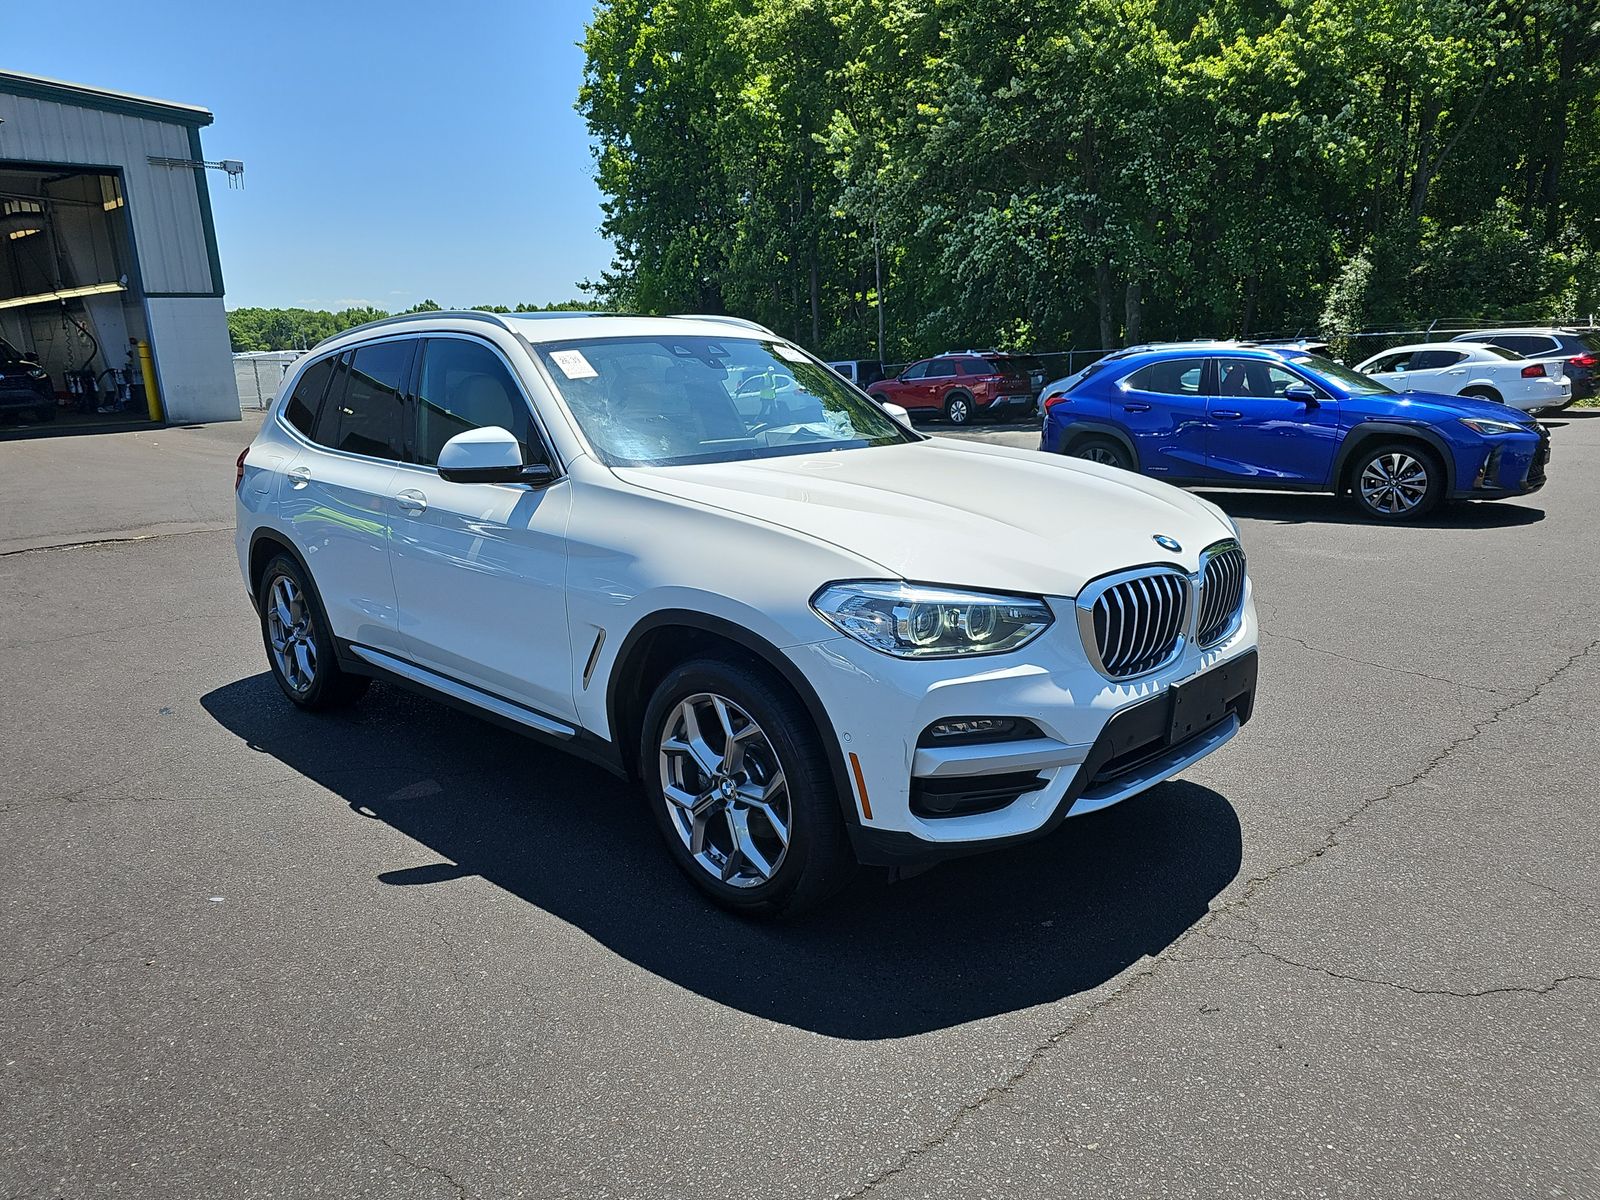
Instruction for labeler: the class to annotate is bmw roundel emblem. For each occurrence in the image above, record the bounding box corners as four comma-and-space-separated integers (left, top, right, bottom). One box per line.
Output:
1153, 534, 1182, 552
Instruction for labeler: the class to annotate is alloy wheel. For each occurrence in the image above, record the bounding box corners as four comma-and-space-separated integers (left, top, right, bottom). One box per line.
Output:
1080, 446, 1120, 466
1358, 452, 1430, 514
658, 692, 791, 889
266, 574, 319, 694
947, 397, 970, 424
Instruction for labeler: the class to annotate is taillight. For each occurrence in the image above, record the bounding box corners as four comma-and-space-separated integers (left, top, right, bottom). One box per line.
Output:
1569, 354, 1597, 368
235, 447, 248, 491
1521, 363, 1546, 378
1043, 392, 1071, 411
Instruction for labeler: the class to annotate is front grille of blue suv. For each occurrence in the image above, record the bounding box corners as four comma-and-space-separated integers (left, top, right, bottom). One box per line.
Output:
1040, 344, 1550, 521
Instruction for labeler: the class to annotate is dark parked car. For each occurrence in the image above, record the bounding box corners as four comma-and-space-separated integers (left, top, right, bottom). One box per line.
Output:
867, 352, 1036, 424
1449, 328, 1595, 401
0, 336, 55, 423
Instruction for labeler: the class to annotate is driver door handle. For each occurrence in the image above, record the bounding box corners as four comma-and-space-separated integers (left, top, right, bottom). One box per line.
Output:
1213, 410, 1243, 420
396, 488, 428, 514
1123, 402, 1151, 412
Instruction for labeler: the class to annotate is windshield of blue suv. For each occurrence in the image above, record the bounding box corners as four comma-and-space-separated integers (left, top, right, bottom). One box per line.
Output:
533, 335, 920, 467
1287, 353, 1397, 396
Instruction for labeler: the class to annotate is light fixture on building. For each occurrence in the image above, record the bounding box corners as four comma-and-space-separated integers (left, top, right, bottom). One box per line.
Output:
0, 281, 127, 311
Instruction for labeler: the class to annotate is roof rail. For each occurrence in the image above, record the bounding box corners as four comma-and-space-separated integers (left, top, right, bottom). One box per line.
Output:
669, 313, 779, 337
313, 309, 516, 349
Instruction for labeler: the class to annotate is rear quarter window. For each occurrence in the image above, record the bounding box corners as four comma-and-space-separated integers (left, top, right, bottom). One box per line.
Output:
283, 355, 335, 436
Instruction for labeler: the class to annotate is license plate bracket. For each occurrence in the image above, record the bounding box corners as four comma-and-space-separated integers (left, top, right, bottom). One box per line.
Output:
1168, 650, 1258, 744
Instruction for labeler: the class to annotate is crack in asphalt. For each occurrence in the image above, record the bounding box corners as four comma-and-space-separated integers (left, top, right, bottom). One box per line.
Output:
0, 524, 231, 558
1204, 932, 1600, 999
1260, 628, 1515, 697
374, 1130, 468, 1199
839, 634, 1600, 1199
6, 928, 124, 996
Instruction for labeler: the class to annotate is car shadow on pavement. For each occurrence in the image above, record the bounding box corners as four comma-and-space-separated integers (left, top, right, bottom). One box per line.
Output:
202, 673, 1241, 1039
1197, 490, 1546, 529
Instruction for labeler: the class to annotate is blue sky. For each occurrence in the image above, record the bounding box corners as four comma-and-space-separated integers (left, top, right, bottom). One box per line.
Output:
5, 0, 613, 311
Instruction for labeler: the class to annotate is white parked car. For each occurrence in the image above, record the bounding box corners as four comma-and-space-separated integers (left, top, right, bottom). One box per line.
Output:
236, 311, 1258, 916
1354, 342, 1571, 413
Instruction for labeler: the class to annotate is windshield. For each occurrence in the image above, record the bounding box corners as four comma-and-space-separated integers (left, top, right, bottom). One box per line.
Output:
533, 335, 920, 467
1290, 353, 1396, 395
0, 336, 21, 362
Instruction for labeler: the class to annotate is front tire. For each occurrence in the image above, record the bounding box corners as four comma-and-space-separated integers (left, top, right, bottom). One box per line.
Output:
257, 554, 370, 709
641, 657, 854, 917
1349, 442, 1444, 521
944, 392, 973, 425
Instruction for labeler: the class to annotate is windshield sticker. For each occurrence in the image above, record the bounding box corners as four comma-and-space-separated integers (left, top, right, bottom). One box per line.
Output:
773, 343, 809, 364
550, 349, 598, 379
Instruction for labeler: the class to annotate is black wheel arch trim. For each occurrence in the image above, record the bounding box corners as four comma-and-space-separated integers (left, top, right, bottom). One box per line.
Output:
606, 610, 865, 846
1331, 422, 1457, 493
1056, 420, 1139, 468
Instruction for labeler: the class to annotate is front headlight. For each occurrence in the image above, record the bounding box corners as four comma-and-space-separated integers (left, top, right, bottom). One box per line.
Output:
811, 581, 1054, 658
27, 367, 48, 380
1460, 417, 1524, 436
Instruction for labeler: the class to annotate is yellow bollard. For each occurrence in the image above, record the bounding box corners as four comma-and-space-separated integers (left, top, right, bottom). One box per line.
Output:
137, 340, 163, 422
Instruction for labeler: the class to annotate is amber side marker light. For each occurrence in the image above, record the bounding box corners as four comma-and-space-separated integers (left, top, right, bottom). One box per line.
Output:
848, 752, 873, 820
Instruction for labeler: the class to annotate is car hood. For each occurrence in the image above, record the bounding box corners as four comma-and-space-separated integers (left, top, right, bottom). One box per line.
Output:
1345, 390, 1534, 423
614, 438, 1236, 598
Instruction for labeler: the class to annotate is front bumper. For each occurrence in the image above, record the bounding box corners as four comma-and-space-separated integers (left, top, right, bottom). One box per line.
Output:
789, 587, 1259, 863
0, 383, 52, 410
1450, 427, 1549, 498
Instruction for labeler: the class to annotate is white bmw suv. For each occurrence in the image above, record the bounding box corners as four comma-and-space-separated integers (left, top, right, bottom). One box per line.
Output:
236, 312, 1259, 915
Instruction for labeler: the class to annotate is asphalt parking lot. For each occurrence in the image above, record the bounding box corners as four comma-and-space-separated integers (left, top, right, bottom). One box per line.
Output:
2, 410, 1597, 1198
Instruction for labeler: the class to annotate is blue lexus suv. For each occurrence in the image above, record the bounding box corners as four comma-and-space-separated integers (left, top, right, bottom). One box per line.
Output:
1040, 344, 1550, 520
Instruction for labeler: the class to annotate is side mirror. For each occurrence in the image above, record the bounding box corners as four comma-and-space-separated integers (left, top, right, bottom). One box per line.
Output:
1283, 383, 1319, 406
437, 426, 554, 486
879, 401, 911, 424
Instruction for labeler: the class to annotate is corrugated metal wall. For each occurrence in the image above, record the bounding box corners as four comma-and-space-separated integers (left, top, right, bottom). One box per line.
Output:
0, 94, 215, 294
0, 82, 240, 422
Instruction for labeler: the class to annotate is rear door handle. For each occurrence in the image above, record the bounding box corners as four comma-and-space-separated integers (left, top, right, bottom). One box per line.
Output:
1213, 410, 1243, 420
1446, 369, 1467, 375
396, 489, 428, 514
286, 465, 311, 488
1123, 402, 1151, 413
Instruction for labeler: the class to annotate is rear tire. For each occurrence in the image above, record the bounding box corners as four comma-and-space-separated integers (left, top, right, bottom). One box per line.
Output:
1348, 441, 1444, 521
1460, 386, 1502, 405
944, 392, 973, 425
640, 657, 855, 918
257, 554, 370, 710
1068, 435, 1132, 471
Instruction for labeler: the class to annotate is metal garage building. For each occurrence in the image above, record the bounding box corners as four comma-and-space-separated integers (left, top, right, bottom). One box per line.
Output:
0, 70, 238, 426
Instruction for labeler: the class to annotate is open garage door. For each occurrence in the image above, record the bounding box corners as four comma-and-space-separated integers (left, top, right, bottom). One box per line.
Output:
0, 166, 156, 432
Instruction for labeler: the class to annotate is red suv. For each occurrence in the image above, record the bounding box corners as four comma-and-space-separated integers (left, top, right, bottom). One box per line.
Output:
867, 353, 1036, 424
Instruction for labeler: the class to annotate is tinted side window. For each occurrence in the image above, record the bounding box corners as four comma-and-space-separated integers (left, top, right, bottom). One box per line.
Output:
1493, 334, 1556, 356
312, 341, 413, 460
1125, 359, 1204, 396
1409, 350, 1464, 370
283, 355, 335, 435
1216, 358, 1305, 398
415, 338, 539, 466
927, 359, 957, 379
1369, 353, 1411, 373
